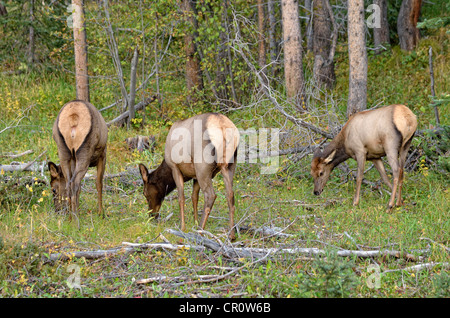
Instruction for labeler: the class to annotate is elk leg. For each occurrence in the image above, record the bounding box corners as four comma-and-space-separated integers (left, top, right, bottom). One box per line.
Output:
197, 177, 216, 231
396, 140, 411, 206
69, 160, 90, 227
372, 159, 393, 190
192, 179, 200, 225
386, 153, 400, 211
221, 164, 236, 241
353, 155, 366, 206
172, 167, 186, 232
96, 152, 106, 217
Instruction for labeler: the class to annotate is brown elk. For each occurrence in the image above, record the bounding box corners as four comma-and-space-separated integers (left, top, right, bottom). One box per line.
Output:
48, 100, 108, 223
139, 113, 240, 240
311, 104, 417, 210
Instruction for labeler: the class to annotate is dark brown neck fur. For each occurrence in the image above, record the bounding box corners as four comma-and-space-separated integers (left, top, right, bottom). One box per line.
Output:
149, 160, 192, 198
319, 133, 351, 168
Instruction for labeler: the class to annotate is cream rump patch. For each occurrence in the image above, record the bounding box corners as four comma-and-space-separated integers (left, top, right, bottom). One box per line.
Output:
57, 101, 92, 152
205, 114, 240, 164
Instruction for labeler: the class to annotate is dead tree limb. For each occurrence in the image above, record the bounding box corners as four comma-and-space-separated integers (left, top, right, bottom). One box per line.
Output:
45, 241, 205, 262
230, 22, 333, 139
106, 95, 158, 127
168, 229, 424, 262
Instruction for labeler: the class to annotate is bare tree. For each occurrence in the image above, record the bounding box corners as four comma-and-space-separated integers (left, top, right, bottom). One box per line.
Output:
347, 0, 367, 118
267, 0, 278, 77
0, 2, 6, 16
72, 0, 90, 102
397, 0, 422, 51
313, 0, 336, 89
257, 0, 266, 70
281, 0, 305, 108
305, 0, 313, 52
373, 0, 390, 53
181, 0, 203, 104
27, 0, 36, 64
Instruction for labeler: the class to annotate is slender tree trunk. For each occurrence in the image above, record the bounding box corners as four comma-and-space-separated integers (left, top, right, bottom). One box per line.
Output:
305, 0, 313, 53
127, 46, 139, 129
72, 0, 90, 102
281, 0, 305, 108
257, 0, 266, 70
397, 0, 422, 51
267, 0, 278, 77
347, 0, 367, 118
182, 0, 203, 104
215, 5, 230, 108
373, 0, 390, 53
0, 3, 7, 16
28, 0, 36, 64
313, 0, 336, 89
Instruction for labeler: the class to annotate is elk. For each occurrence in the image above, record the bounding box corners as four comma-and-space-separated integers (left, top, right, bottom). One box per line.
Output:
48, 100, 108, 224
311, 104, 417, 210
139, 113, 240, 240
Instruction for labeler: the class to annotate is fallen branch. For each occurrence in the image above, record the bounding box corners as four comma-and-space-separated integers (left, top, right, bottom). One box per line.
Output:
0, 150, 33, 158
45, 241, 205, 262
383, 262, 449, 274
0, 151, 47, 173
168, 229, 424, 262
106, 95, 158, 127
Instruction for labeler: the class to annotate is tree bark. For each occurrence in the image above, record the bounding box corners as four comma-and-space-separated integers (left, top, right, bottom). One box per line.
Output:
305, 0, 313, 53
373, 0, 390, 53
267, 0, 278, 77
313, 0, 336, 89
27, 0, 36, 64
281, 0, 305, 108
0, 3, 7, 16
127, 46, 139, 129
72, 0, 90, 102
181, 0, 203, 104
397, 0, 422, 51
347, 0, 367, 118
257, 0, 266, 70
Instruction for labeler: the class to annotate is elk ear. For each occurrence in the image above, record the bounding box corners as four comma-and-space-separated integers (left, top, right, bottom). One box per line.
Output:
323, 150, 336, 164
139, 163, 149, 183
48, 162, 59, 178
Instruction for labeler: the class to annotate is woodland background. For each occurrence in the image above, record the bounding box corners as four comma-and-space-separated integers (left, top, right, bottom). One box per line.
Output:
0, 0, 448, 298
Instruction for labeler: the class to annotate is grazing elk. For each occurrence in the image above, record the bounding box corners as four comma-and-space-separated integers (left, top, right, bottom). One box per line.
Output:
139, 113, 240, 240
311, 104, 417, 210
48, 100, 108, 224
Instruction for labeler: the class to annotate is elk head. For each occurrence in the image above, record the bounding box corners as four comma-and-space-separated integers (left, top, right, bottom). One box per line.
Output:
138, 163, 165, 218
48, 161, 68, 212
310, 149, 336, 196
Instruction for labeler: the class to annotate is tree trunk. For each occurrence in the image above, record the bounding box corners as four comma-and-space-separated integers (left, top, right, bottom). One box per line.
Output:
267, 0, 278, 77
257, 0, 266, 70
347, 0, 367, 118
305, 0, 313, 53
72, 0, 90, 102
28, 0, 36, 64
281, 0, 305, 108
313, 0, 336, 89
373, 0, 390, 53
127, 46, 139, 129
397, 0, 422, 51
181, 0, 203, 104
0, 3, 7, 16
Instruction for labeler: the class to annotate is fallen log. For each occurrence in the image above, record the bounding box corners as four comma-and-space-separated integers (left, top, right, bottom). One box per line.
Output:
106, 95, 158, 127
168, 229, 424, 262
45, 242, 205, 262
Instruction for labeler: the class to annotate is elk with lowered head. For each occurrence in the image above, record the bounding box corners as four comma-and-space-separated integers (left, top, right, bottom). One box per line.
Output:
311, 104, 417, 210
139, 113, 240, 240
48, 100, 108, 224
